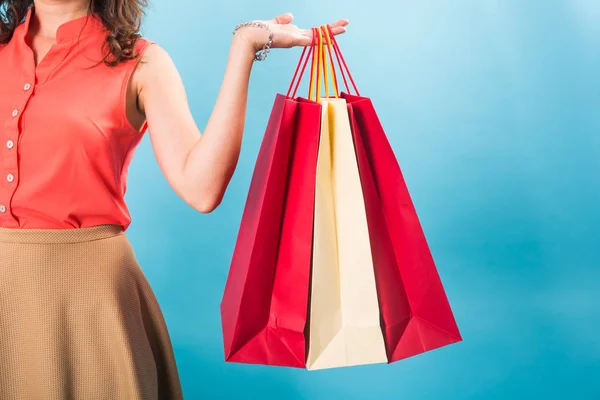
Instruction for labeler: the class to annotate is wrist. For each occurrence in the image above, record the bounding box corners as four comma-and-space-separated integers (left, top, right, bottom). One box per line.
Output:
232, 21, 273, 61
231, 32, 259, 61
234, 26, 269, 52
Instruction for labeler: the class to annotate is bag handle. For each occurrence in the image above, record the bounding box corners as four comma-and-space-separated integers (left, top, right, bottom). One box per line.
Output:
325, 24, 360, 96
312, 27, 322, 101
286, 31, 316, 98
286, 24, 355, 100
322, 25, 340, 98
286, 27, 322, 100
309, 26, 341, 102
320, 25, 340, 99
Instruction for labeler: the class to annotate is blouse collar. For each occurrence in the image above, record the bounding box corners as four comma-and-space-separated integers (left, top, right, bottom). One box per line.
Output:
19, 6, 106, 44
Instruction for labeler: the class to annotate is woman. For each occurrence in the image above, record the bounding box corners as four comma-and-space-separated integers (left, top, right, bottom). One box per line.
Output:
0, 0, 348, 398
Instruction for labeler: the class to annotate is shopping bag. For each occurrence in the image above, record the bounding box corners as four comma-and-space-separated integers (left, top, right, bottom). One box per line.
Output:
306, 28, 388, 370
347, 97, 462, 361
220, 41, 322, 367
325, 26, 462, 362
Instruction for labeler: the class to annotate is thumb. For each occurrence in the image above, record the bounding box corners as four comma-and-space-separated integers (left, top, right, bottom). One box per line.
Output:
272, 12, 294, 24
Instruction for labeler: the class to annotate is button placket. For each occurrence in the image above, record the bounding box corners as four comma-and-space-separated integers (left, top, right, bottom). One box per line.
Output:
1, 117, 18, 218
2, 80, 34, 220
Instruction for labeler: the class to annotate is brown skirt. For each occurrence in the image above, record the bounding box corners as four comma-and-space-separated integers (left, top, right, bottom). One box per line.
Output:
0, 225, 183, 400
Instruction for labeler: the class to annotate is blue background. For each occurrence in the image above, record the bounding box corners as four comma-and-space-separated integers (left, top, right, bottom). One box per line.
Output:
126, 0, 600, 398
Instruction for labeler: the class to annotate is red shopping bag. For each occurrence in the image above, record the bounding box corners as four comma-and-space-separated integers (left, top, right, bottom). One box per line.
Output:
220, 43, 321, 367
326, 26, 462, 362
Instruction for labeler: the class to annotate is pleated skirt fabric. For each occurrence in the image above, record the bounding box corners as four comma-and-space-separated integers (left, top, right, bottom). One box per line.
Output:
0, 225, 184, 400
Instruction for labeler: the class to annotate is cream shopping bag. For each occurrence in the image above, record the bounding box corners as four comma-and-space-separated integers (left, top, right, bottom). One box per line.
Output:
306, 96, 388, 370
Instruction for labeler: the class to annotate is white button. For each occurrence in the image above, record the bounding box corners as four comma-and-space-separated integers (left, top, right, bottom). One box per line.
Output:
6, 174, 14, 183
24, 83, 31, 91
11, 109, 18, 117
6, 140, 14, 149
0, 205, 5, 213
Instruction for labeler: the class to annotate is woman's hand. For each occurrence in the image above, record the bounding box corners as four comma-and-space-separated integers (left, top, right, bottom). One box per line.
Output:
235, 13, 349, 52
137, 13, 350, 213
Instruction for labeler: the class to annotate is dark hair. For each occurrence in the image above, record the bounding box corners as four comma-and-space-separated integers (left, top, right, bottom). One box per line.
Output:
0, 0, 147, 66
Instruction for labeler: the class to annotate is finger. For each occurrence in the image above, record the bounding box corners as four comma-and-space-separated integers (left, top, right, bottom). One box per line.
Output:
296, 35, 313, 47
329, 19, 350, 28
272, 12, 294, 24
329, 26, 347, 35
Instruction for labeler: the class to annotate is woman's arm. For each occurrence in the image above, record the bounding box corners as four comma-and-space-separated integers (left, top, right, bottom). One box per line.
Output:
134, 14, 348, 213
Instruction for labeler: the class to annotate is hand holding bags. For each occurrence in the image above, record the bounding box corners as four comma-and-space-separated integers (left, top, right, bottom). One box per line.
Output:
221, 25, 461, 370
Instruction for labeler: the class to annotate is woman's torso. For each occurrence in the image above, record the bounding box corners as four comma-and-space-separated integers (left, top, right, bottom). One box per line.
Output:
0, 7, 151, 231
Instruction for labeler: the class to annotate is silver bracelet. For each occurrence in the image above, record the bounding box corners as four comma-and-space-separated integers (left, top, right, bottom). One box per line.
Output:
232, 21, 273, 61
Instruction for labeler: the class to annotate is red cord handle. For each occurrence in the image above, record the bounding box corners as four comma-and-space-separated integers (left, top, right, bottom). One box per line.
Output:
326, 24, 359, 96
286, 25, 359, 99
286, 30, 316, 98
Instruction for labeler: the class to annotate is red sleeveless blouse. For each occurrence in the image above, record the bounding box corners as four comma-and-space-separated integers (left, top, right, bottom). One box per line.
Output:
0, 7, 152, 230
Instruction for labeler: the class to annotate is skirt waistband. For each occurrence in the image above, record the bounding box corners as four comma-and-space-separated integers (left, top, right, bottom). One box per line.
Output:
0, 225, 123, 244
